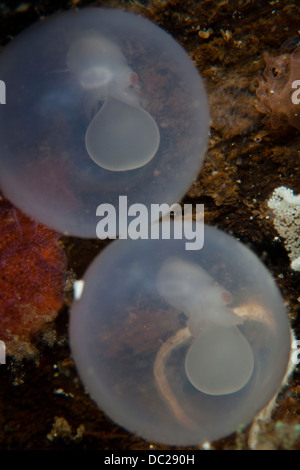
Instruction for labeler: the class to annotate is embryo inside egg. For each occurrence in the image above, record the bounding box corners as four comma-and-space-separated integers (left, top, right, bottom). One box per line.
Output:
70, 225, 291, 446
156, 256, 255, 396
0, 8, 209, 237
67, 32, 160, 171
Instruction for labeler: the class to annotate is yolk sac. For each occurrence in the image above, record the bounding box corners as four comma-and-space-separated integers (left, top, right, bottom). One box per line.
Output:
0, 8, 209, 237
67, 33, 160, 171
156, 257, 254, 396
69, 224, 291, 446
85, 96, 160, 171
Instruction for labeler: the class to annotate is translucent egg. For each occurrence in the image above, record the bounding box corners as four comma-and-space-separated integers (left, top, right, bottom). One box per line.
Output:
0, 8, 209, 237
69, 225, 291, 446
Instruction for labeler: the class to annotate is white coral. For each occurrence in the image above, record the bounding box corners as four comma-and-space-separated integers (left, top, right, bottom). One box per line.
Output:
267, 186, 300, 272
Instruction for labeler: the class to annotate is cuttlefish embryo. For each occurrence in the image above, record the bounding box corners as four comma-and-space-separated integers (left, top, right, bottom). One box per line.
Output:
154, 257, 254, 427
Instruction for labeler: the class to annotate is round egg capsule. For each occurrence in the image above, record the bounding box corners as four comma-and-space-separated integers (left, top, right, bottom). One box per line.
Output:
0, 8, 209, 237
69, 224, 291, 446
